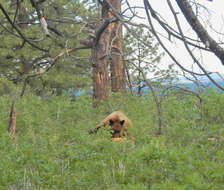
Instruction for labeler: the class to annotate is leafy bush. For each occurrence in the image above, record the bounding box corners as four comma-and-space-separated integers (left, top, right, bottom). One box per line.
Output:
0, 90, 224, 189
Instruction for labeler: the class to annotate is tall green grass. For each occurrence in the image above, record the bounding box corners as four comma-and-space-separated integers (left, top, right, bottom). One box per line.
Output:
0, 90, 224, 190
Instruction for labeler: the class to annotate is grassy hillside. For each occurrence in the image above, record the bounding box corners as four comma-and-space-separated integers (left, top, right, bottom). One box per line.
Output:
0, 90, 224, 190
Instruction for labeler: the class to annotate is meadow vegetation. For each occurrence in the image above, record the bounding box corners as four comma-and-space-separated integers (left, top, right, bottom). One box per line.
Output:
0, 90, 224, 190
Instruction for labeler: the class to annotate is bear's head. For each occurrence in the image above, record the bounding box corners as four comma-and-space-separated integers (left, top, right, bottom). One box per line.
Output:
109, 118, 125, 134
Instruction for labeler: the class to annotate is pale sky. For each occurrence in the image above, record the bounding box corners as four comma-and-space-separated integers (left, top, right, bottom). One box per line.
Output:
125, 0, 224, 76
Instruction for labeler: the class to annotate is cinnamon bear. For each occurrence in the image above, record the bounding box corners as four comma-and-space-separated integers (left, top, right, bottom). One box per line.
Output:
90, 111, 132, 138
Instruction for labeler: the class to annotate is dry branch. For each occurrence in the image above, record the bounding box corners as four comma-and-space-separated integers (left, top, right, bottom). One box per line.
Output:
8, 101, 17, 140
176, 0, 224, 65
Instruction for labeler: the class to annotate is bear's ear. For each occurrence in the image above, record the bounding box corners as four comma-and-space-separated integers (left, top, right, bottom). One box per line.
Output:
120, 120, 125, 126
109, 119, 114, 125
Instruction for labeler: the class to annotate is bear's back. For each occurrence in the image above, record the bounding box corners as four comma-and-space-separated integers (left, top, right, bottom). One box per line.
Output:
103, 111, 132, 127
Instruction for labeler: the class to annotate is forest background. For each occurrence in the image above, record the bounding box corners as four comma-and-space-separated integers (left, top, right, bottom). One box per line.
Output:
0, 0, 224, 189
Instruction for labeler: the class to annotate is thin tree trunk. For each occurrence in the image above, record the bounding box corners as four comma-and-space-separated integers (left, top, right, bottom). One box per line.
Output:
138, 68, 163, 135
8, 101, 17, 140
195, 80, 204, 130
124, 62, 134, 96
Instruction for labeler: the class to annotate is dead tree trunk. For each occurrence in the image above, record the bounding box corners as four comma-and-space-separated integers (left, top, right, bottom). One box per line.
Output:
109, 0, 126, 92
92, 41, 110, 106
92, 2, 111, 106
8, 101, 17, 140
92, 0, 126, 106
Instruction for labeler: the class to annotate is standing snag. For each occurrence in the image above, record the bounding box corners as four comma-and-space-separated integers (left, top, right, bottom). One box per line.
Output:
8, 101, 17, 140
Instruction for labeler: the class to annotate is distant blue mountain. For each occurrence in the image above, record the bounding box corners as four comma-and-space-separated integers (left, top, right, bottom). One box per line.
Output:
71, 74, 224, 97
175, 73, 224, 91
132, 73, 224, 94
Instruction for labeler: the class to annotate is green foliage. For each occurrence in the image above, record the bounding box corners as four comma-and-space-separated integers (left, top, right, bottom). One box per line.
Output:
0, 0, 94, 95
0, 90, 224, 189
203, 89, 224, 125
124, 27, 164, 82
124, 27, 178, 98
0, 78, 15, 96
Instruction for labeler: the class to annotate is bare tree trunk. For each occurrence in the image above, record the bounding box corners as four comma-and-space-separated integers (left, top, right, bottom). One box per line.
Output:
92, 0, 126, 106
8, 101, 17, 140
195, 80, 205, 130
139, 70, 163, 135
92, 2, 111, 106
109, 0, 126, 92
92, 44, 110, 106
156, 101, 163, 135
124, 62, 134, 96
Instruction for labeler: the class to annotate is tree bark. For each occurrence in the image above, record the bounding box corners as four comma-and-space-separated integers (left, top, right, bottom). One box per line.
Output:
108, 0, 126, 92
92, 0, 126, 106
92, 2, 111, 106
92, 39, 110, 105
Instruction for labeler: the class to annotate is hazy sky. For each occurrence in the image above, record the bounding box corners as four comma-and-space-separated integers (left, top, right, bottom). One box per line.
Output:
125, 0, 224, 75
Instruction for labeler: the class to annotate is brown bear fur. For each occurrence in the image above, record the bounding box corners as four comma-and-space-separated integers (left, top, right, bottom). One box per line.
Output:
90, 111, 132, 138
